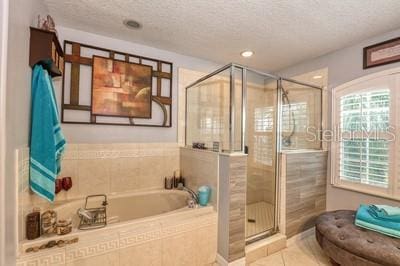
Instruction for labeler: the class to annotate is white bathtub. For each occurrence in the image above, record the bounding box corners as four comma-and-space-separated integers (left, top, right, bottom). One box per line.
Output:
18, 190, 217, 266
54, 190, 189, 228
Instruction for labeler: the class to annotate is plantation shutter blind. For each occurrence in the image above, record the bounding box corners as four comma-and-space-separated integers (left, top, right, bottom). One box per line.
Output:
339, 90, 390, 187
332, 72, 400, 199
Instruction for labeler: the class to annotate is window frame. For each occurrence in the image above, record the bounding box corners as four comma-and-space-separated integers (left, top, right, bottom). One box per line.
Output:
331, 67, 400, 200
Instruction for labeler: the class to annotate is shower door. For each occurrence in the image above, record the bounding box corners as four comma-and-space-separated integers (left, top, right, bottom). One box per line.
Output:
245, 70, 279, 241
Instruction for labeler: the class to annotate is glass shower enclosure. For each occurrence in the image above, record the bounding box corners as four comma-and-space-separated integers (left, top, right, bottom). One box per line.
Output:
185, 63, 322, 242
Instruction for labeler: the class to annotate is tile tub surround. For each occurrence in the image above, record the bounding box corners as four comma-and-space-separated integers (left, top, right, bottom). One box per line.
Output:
17, 207, 218, 266
280, 150, 328, 238
180, 147, 219, 208
17, 143, 180, 242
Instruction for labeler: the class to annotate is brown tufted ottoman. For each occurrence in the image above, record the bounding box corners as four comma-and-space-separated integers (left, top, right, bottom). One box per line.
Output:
315, 210, 400, 266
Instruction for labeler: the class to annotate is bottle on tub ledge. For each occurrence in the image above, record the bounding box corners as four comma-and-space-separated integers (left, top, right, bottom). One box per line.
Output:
164, 170, 185, 190
26, 207, 41, 240
198, 185, 211, 206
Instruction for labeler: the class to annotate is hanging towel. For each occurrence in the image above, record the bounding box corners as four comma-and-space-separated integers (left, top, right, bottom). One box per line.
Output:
29, 65, 66, 202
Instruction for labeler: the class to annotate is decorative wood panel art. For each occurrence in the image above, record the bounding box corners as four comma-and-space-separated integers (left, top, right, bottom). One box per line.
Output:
61, 41, 173, 127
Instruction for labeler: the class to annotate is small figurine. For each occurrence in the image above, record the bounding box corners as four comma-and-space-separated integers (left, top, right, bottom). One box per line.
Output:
37, 15, 57, 35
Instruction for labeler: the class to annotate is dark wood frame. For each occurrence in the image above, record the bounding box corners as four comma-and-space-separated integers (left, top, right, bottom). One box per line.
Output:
90, 55, 153, 119
363, 36, 400, 69
61, 40, 173, 127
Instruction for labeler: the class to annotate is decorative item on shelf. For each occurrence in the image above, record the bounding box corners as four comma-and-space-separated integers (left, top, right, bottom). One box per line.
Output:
363, 37, 400, 69
192, 142, 206, 149
56, 219, 72, 235
62, 176, 72, 191
29, 27, 64, 77
41, 210, 57, 236
212, 141, 220, 152
25, 237, 79, 253
37, 15, 57, 35
55, 178, 63, 194
26, 207, 41, 240
164, 177, 173, 189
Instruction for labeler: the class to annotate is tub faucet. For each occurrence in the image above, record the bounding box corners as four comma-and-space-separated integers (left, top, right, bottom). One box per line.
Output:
177, 183, 199, 207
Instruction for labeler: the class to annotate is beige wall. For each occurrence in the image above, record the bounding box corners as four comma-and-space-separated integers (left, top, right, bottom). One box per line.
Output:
5, 0, 49, 263
55, 27, 220, 144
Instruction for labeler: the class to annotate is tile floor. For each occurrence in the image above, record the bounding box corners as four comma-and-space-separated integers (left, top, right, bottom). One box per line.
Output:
250, 234, 332, 266
246, 201, 275, 237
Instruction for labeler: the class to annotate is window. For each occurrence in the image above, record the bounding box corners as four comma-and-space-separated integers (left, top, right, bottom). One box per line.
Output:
255, 107, 273, 132
281, 102, 308, 133
331, 70, 399, 199
253, 107, 274, 165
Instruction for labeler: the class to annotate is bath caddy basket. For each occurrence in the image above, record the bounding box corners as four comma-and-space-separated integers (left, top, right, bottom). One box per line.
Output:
78, 194, 108, 230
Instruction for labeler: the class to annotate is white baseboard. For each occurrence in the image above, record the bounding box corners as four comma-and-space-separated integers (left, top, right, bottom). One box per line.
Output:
216, 254, 246, 266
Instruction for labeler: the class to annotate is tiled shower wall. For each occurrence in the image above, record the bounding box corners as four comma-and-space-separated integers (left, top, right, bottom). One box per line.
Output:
281, 151, 327, 238
17, 143, 180, 241
180, 147, 219, 208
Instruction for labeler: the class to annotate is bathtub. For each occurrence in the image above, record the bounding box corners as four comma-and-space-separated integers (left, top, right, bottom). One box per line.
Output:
54, 189, 189, 227
18, 190, 217, 266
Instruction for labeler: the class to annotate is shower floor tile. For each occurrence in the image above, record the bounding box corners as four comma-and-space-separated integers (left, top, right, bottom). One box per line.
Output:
246, 201, 275, 237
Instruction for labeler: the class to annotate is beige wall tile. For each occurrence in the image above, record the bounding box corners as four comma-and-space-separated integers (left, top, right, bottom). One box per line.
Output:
162, 231, 196, 266
110, 157, 140, 192
196, 224, 218, 265
119, 240, 162, 266
78, 159, 110, 195
66, 251, 119, 266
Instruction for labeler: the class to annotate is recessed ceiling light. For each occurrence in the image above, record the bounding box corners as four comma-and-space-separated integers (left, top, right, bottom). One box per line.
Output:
313, 75, 323, 79
241, 50, 254, 58
123, 19, 142, 29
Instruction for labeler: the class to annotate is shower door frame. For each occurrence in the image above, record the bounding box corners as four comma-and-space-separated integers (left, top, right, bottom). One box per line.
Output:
184, 64, 323, 243
241, 68, 282, 243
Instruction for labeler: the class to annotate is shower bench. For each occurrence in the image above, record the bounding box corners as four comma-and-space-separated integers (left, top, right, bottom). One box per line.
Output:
315, 210, 400, 266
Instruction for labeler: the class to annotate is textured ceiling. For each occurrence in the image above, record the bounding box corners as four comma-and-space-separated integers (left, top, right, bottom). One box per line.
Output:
44, 0, 400, 71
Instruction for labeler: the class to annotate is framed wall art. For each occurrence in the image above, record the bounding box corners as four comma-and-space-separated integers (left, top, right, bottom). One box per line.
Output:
61, 41, 173, 127
91, 56, 152, 118
363, 37, 400, 69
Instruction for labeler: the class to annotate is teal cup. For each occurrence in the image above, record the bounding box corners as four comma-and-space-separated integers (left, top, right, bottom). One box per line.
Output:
198, 186, 211, 206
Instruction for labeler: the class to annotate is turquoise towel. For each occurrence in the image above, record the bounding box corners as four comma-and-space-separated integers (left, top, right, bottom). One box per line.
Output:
368, 207, 400, 222
355, 205, 400, 238
370, 204, 400, 216
29, 65, 66, 202
355, 219, 400, 239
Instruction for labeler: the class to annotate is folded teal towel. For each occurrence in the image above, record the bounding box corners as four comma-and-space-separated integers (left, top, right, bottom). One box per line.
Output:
29, 65, 66, 202
368, 207, 400, 222
370, 204, 400, 216
355, 205, 400, 238
355, 219, 400, 238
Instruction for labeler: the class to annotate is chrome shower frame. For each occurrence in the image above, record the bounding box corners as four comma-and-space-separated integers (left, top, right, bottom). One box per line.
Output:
185, 63, 323, 242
